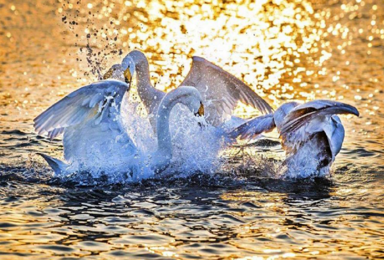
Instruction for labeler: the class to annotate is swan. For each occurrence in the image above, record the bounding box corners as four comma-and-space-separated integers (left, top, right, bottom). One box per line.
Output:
231, 100, 359, 178
105, 50, 273, 132
102, 51, 274, 173
33, 79, 205, 181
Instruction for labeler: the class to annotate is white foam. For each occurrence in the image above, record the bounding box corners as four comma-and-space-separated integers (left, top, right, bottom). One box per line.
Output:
60, 96, 228, 184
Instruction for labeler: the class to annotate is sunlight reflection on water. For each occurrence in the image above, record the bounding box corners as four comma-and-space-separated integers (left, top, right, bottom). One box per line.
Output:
0, 0, 383, 258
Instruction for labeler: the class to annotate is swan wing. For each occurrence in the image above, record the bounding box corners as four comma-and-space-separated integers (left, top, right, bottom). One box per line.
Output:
279, 100, 359, 137
273, 101, 300, 130
180, 56, 273, 126
34, 79, 130, 139
230, 114, 275, 139
324, 116, 345, 159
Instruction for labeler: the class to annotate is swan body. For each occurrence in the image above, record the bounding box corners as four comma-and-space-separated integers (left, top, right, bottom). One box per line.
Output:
34, 79, 204, 181
232, 100, 359, 178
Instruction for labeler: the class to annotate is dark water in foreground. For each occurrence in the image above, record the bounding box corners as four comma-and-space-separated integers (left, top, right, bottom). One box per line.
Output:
1, 173, 383, 259
0, 0, 384, 258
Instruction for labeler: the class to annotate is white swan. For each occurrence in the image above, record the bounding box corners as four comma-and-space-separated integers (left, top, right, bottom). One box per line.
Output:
101, 51, 274, 174
232, 100, 359, 178
108, 50, 273, 132
34, 79, 205, 181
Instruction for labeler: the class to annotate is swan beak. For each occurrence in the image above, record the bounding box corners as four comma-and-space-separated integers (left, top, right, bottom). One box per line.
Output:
333, 103, 360, 117
122, 55, 135, 85
195, 102, 205, 117
124, 67, 133, 85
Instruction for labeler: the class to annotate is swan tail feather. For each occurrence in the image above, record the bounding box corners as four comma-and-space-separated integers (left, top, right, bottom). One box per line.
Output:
37, 153, 67, 175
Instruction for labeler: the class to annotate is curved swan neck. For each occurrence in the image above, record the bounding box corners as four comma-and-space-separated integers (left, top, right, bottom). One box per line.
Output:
155, 96, 176, 156
150, 86, 201, 172
152, 89, 189, 171
130, 51, 163, 115
130, 51, 152, 89
136, 61, 151, 88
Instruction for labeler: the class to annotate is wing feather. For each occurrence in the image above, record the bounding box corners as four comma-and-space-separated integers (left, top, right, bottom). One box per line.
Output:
33, 79, 129, 139
230, 114, 275, 140
180, 56, 273, 126
280, 100, 359, 137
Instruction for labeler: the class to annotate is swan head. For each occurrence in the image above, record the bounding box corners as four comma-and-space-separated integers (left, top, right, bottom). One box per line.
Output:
173, 86, 205, 118
102, 64, 125, 81
121, 50, 150, 84
156, 86, 206, 133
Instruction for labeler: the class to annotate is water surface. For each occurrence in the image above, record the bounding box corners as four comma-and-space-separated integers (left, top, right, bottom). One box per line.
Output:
0, 0, 383, 258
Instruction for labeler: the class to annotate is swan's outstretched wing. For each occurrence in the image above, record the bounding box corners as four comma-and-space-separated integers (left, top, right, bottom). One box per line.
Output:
34, 80, 130, 139
230, 114, 275, 139
280, 100, 359, 137
180, 56, 273, 126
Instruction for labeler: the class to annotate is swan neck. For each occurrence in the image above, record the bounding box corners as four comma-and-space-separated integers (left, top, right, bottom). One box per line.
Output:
156, 99, 174, 156
152, 92, 184, 172
151, 87, 198, 172
134, 57, 158, 113
135, 57, 152, 91
136, 65, 151, 87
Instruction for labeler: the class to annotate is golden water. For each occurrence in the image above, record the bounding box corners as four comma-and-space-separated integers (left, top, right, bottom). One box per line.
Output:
0, 0, 383, 259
